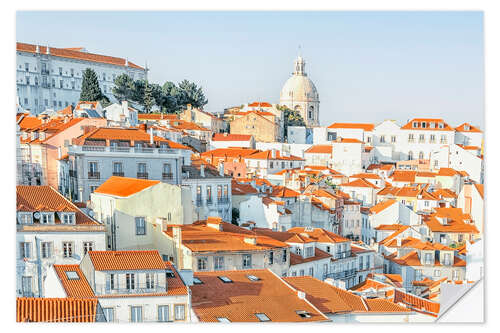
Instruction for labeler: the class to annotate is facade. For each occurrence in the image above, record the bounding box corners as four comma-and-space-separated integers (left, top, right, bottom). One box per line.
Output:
200, 147, 260, 177
103, 100, 139, 127
16, 42, 146, 114
63, 126, 192, 202
180, 104, 225, 133
230, 111, 280, 142
304, 144, 332, 167
239, 196, 293, 231
16, 185, 106, 298
244, 149, 305, 178
279, 56, 320, 127
457, 183, 484, 234
209, 133, 255, 150
331, 138, 364, 176
44, 250, 191, 323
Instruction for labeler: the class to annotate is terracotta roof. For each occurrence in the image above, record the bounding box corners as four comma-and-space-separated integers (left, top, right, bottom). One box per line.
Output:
340, 178, 379, 189
253, 228, 315, 244
432, 188, 457, 199
17, 297, 99, 322
393, 289, 440, 317
424, 208, 480, 234
290, 248, 332, 265
305, 145, 332, 154
416, 171, 437, 178
16, 185, 97, 225
53, 265, 95, 298
20, 118, 86, 144
201, 147, 260, 159
474, 183, 484, 199
17, 42, 144, 69
369, 199, 397, 214
350, 173, 382, 180
191, 269, 328, 322
163, 221, 289, 253
287, 227, 350, 243
391, 170, 417, 183
437, 168, 461, 177
334, 138, 364, 144
327, 123, 375, 131
400, 118, 453, 131
138, 113, 178, 120
455, 123, 482, 133
212, 133, 253, 141
248, 101, 273, 108
94, 176, 160, 197
18, 116, 42, 130
270, 186, 301, 198
244, 150, 304, 161
170, 119, 211, 132
231, 180, 259, 195
88, 250, 167, 271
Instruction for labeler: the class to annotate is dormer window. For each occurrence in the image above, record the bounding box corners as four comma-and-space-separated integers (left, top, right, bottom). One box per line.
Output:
438, 123, 444, 129
464, 125, 470, 131
18, 212, 33, 225
430, 122, 435, 128
421, 122, 427, 128
61, 213, 75, 224
412, 122, 418, 128
424, 252, 434, 265
40, 212, 54, 224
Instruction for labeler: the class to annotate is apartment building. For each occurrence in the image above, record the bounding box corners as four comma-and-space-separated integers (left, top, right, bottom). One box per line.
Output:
209, 133, 255, 150
179, 104, 225, 133
63, 126, 192, 201
457, 183, 484, 234
16, 42, 146, 114
16, 185, 105, 298
44, 250, 191, 323
244, 149, 305, 178
230, 111, 281, 142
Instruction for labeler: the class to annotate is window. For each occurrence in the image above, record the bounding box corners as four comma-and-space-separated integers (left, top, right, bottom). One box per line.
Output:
308, 267, 314, 276
103, 308, 114, 322
391, 135, 396, 143
440, 135, 447, 144
434, 270, 441, 277
41, 242, 52, 258
83, 242, 93, 255
217, 185, 222, 200
193, 277, 203, 284
255, 313, 270, 322
62, 242, 73, 258
323, 263, 328, 274
408, 134, 415, 143
419, 151, 424, 160
197, 257, 208, 271
107, 273, 117, 290
25, 62, 29, 71
18, 213, 32, 225
214, 256, 224, 270
70, 68, 74, 77
380, 135, 385, 143
174, 305, 185, 321
247, 274, 260, 281
146, 273, 155, 289
130, 306, 142, 322
434, 160, 439, 168
359, 256, 364, 270
218, 276, 233, 283
424, 252, 433, 265
135, 217, 146, 235
41, 213, 54, 224
418, 134, 425, 143
444, 253, 451, 266
206, 186, 212, 203
217, 317, 231, 323
126, 273, 135, 290
269, 251, 274, 265
453, 270, 459, 280
242, 254, 252, 268
88, 161, 98, 174
137, 163, 147, 176
223, 185, 228, 200
112, 162, 123, 174
22, 276, 33, 297
158, 305, 169, 322
408, 151, 414, 160
19, 242, 31, 259
62, 213, 74, 224
270, 161, 274, 168
65, 271, 79, 280
299, 269, 305, 276
430, 134, 436, 143
59, 67, 63, 76
282, 249, 287, 263
306, 247, 314, 257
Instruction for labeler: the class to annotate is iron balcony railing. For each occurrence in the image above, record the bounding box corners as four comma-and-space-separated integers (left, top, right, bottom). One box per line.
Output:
88, 172, 100, 180
94, 283, 167, 296
162, 172, 173, 180
332, 251, 351, 260
323, 269, 357, 280
77, 146, 180, 155
137, 172, 148, 179
112, 172, 124, 177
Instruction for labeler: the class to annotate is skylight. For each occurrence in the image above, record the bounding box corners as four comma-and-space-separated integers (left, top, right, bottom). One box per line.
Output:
193, 277, 203, 285
218, 276, 233, 283
255, 313, 270, 322
296, 310, 312, 318
65, 271, 79, 280
165, 269, 175, 278
217, 317, 231, 323
247, 274, 260, 282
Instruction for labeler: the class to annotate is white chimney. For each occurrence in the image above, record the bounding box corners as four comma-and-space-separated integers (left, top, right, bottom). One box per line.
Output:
46, 45, 50, 55
271, 149, 276, 159
298, 291, 306, 299
244, 237, 257, 245
57, 147, 62, 159
396, 238, 401, 247
219, 162, 224, 176
125, 58, 129, 67
36, 45, 40, 53
149, 128, 154, 145
200, 164, 205, 177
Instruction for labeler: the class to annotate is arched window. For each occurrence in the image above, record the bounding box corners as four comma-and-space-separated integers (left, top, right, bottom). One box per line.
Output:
408, 151, 414, 160
308, 106, 314, 119
419, 151, 424, 160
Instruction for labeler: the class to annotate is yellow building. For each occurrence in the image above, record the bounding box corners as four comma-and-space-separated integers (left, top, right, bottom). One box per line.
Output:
230, 111, 280, 142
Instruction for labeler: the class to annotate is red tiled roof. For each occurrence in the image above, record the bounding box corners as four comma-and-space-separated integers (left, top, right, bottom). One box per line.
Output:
53, 265, 95, 298
191, 269, 328, 322
327, 123, 375, 131
231, 180, 259, 195
17, 42, 144, 69
340, 178, 379, 189
455, 123, 482, 133
423, 208, 480, 234
16, 185, 97, 225
270, 186, 301, 198
401, 118, 453, 131
305, 145, 332, 154
88, 250, 167, 271
212, 133, 253, 142
391, 170, 417, 183
138, 113, 178, 120
290, 248, 332, 265
474, 183, 484, 199
393, 289, 440, 317
17, 297, 98, 322
244, 150, 304, 161
248, 101, 273, 108
369, 199, 397, 214
94, 176, 160, 197
287, 227, 350, 243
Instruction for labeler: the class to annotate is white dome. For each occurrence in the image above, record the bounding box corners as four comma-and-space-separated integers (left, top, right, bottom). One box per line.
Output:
280, 74, 319, 102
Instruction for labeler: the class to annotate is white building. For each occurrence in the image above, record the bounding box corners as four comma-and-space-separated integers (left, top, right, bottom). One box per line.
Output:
331, 138, 364, 176
326, 123, 374, 144
244, 149, 305, 178
103, 100, 139, 127
239, 196, 292, 231
44, 250, 192, 323
279, 56, 320, 127
430, 144, 484, 183
16, 42, 146, 114
209, 133, 255, 150
454, 123, 483, 148
457, 183, 484, 234
16, 185, 106, 298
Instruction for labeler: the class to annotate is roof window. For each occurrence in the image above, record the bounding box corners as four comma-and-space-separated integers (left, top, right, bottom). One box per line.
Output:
412, 122, 418, 128
217, 317, 231, 323
193, 277, 203, 285
247, 274, 260, 282
165, 269, 175, 278
218, 276, 233, 283
65, 271, 80, 280
296, 310, 312, 318
255, 313, 270, 322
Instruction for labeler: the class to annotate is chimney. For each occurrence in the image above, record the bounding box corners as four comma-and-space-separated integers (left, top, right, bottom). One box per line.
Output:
396, 238, 401, 247
46, 45, 50, 55
35, 45, 40, 53
271, 149, 276, 159
57, 147, 62, 159
219, 162, 224, 176
297, 291, 306, 299
207, 217, 223, 231
200, 164, 205, 177
172, 225, 183, 269
149, 128, 154, 145
125, 58, 129, 67
139, 123, 147, 131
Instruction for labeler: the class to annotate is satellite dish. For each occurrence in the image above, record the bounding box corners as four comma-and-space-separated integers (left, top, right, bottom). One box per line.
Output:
33, 212, 41, 219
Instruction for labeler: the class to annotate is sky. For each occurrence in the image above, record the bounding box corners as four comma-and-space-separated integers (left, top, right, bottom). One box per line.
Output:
16, 11, 484, 128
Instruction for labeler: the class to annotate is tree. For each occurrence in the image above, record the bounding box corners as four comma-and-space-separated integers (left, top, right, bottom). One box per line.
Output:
280, 105, 306, 140
176, 79, 208, 110
112, 73, 135, 102
143, 81, 154, 113
80, 68, 107, 102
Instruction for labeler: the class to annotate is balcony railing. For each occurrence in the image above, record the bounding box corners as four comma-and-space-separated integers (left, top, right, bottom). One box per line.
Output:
69, 170, 77, 177
83, 146, 106, 152
41, 69, 50, 75
323, 269, 357, 280
218, 197, 230, 204
332, 251, 351, 260
206, 198, 213, 205
110, 147, 131, 153
112, 172, 124, 177
88, 172, 100, 180
73, 146, 182, 156
162, 172, 173, 180
137, 172, 148, 179
196, 198, 203, 207
94, 283, 167, 296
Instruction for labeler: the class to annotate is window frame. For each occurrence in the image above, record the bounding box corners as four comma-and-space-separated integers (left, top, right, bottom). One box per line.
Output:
135, 217, 146, 235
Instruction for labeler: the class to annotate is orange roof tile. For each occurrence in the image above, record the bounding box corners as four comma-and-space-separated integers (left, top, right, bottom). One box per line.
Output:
212, 133, 253, 141
53, 265, 95, 298
17, 42, 144, 69
270, 186, 301, 198
350, 173, 382, 180
401, 118, 453, 131
423, 208, 479, 234
138, 113, 178, 120
455, 123, 482, 133
244, 150, 304, 161
474, 183, 484, 199
287, 227, 350, 243
369, 199, 397, 214
16, 185, 97, 225
18, 116, 42, 130
290, 248, 332, 265
437, 167, 461, 177
248, 101, 273, 108
17, 297, 98, 322
327, 123, 375, 131
305, 145, 332, 154
88, 250, 167, 271
231, 180, 259, 195
191, 269, 328, 322
391, 170, 417, 183
340, 178, 379, 189
94, 176, 160, 197
393, 289, 440, 317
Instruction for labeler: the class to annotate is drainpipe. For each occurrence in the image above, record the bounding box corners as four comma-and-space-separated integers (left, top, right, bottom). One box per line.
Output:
35, 236, 42, 297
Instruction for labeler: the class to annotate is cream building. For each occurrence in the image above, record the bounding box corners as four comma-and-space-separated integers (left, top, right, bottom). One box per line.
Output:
280, 56, 320, 127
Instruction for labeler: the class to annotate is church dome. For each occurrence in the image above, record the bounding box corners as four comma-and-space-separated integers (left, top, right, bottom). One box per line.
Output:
280, 56, 319, 103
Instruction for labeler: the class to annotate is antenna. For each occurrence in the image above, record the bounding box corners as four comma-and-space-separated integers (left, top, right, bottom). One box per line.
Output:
298, 44, 302, 57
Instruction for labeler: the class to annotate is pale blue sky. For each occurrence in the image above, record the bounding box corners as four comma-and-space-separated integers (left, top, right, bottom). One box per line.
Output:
16, 11, 484, 128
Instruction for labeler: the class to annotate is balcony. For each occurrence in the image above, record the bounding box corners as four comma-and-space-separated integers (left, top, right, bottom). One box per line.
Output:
323, 269, 357, 280
206, 198, 213, 205
162, 172, 173, 180
41, 69, 50, 75
69, 170, 77, 178
332, 251, 351, 260
137, 172, 148, 179
74, 145, 182, 156
218, 197, 230, 204
94, 283, 167, 296
88, 172, 100, 180
112, 172, 124, 177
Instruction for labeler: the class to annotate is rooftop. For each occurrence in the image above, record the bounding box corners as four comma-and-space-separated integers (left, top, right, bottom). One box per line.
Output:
94, 176, 160, 198
17, 297, 99, 322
